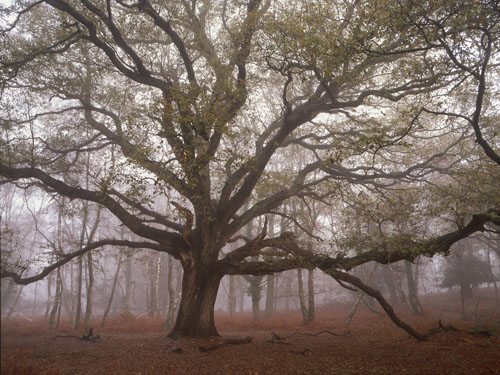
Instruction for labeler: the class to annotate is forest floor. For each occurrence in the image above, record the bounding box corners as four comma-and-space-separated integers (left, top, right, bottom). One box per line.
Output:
2, 290, 500, 375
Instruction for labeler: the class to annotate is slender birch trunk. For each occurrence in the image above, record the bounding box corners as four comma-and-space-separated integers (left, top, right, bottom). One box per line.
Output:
154, 252, 162, 317
49, 267, 62, 328
165, 254, 177, 328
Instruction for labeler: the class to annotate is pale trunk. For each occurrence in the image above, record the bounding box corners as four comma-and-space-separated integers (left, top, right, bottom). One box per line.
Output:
264, 215, 275, 318
101, 255, 122, 327
122, 253, 133, 314
49, 267, 62, 328
404, 261, 422, 316
154, 253, 162, 317
7, 285, 23, 319
45, 274, 52, 319
84, 251, 94, 326
165, 254, 176, 328
84, 206, 101, 326
297, 268, 308, 325
75, 255, 83, 329
31, 282, 38, 317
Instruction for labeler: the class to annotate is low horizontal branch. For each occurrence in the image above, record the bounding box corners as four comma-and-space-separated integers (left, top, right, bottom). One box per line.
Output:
1, 239, 168, 285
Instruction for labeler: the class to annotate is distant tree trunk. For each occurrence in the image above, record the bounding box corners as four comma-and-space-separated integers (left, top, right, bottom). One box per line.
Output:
247, 276, 262, 321
486, 249, 499, 307
228, 275, 237, 318
154, 252, 162, 317
264, 274, 275, 318
2, 279, 15, 315
84, 251, 94, 326
75, 200, 89, 330
84, 205, 101, 326
75, 254, 83, 329
345, 292, 363, 327
284, 271, 292, 311
70, 262, 75, 324
31, 281, 38, 317
264, 215, 275, 319
101, 254, 122, 327
49, 267, 62, 328
7, 285, 24, 319
345, 263, 378, 326
56, 268, 63, 328
45, 274, 52, 319
405, 261, 423, 316
244, 216, 262, 321
122, 252, 133, 315
239, 283, 245, 313
382, 266, 398, 305
146, 260, 153, 317
297, 268, 308, 325
307, 269, 315, 322
165, 254, 176, 328
389, 263, 415, 311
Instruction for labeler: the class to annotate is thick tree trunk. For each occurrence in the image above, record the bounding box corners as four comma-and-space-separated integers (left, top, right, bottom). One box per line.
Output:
168, 267, 223, 339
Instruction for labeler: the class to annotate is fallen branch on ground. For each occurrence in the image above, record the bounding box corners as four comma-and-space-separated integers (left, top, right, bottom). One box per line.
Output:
53, 328, 101, 342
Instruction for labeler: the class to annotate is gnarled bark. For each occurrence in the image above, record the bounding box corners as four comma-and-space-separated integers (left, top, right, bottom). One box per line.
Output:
168, 265, 223, 339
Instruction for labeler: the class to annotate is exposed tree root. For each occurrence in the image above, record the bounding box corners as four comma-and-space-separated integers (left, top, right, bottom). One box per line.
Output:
198, 336, 252, 352
424, 319, 494, 339
288, 330, 350, 338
